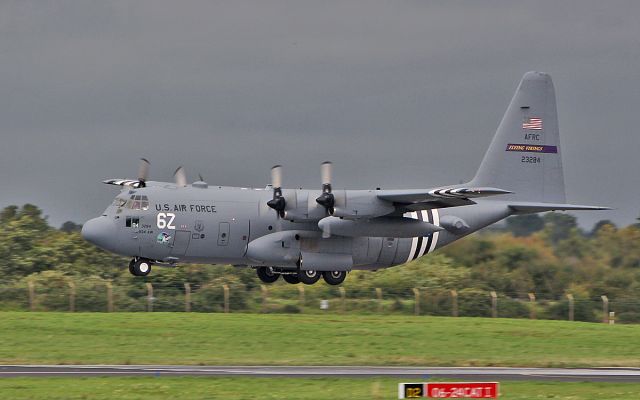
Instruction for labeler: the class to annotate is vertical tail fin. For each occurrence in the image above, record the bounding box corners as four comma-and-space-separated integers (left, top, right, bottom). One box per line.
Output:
470, 71, 566, 203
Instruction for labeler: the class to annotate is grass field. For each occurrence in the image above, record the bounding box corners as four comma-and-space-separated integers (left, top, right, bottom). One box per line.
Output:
1, 377, 639, 400
1, 312, 639, 367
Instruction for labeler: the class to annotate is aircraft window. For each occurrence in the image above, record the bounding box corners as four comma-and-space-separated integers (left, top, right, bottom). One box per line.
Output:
126, 217, 140, 228
124, 195, 150, 210
141, 195, 149, 210
112, 198, 126, 207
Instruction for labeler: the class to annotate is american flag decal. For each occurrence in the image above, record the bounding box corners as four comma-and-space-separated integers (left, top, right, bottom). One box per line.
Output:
522, 117, 542, 130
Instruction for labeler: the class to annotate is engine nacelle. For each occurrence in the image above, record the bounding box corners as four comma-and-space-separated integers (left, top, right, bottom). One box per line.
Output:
268, 189, 395, 221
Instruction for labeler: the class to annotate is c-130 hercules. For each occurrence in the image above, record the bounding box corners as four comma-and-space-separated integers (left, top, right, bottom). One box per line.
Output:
82, 72, 607, 285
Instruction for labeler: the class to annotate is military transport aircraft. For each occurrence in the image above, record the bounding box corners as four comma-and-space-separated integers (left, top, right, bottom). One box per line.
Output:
82, 71, 607, 285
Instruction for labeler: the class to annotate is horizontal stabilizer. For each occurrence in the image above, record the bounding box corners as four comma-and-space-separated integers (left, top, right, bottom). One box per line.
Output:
509, 202, 611, 214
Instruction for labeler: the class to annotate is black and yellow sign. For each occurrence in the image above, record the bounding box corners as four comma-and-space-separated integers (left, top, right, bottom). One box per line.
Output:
399, 383, 424, 398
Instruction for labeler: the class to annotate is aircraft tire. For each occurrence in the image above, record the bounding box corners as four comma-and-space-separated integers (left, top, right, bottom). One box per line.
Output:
282, 274, 300, 284
128, 259, 136, 275
298, 270, 321, 285
256, 267, 279, 283
323, 270, 347, 285
132, 259, 152, 276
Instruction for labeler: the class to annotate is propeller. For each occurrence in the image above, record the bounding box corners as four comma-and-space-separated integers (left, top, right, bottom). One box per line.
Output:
174, 166, 188, 187
137, 158, 151, 188
266, 165, 286, 218
315, 161, 335, 214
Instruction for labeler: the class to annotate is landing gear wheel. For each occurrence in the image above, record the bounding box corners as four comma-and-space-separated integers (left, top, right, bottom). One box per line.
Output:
128, 259, 136, 275
323, 270, 347, 285
298, 270, 321, 285
131, 258, 152, 276
282, 274, 300, 284
256, 267, 279, 283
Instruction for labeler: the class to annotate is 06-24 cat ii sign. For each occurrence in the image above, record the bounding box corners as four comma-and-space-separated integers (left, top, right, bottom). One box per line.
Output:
399, 382, 499, 398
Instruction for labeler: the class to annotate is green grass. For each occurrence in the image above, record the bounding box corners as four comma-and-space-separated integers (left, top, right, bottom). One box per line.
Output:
1, 312, 639, 367
1, 377, 639, 400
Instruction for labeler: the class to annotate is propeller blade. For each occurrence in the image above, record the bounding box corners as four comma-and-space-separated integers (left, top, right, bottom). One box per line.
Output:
321, 161, 332, 185
137, 158, 150, 187
198, 173, 204, 182
271, 165, 283, 189
174, 166, 188, 187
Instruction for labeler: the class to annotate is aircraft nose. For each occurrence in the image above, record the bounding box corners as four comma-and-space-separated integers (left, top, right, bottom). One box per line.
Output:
81, 217, 118, 251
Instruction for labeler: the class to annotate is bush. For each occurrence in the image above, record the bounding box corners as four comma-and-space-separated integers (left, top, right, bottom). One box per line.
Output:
191, 277, 248, 312
497, 297, 530, 319
545, 299, 597, 322
457, 289, 491, 317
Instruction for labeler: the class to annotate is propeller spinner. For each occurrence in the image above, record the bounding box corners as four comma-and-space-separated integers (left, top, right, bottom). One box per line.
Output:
266, 165, 286, 217
315, 161, 335, 214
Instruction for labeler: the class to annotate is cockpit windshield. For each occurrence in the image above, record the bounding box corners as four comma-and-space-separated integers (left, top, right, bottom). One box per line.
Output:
125, 195, 150, 210
114, 195, 150, 210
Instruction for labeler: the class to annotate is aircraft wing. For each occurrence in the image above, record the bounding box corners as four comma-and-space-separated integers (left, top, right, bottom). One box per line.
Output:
376, 187, 512, 211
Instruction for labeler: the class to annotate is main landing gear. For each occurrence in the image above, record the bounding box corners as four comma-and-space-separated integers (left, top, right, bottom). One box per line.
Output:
129, 258, 153, 276
322, 270, 347, 285
255, 267, 347, 286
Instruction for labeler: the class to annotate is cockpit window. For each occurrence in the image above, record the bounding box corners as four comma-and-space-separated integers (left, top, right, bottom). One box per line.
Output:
112, 198, 127, 207
125, 195, 149, 210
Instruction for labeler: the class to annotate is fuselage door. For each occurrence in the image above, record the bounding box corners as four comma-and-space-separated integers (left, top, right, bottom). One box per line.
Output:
170, 230, 192, 256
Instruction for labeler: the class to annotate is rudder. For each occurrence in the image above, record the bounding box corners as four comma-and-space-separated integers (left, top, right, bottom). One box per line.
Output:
470, 71, 566, 203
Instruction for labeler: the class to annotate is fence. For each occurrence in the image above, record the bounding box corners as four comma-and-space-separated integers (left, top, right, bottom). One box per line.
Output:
1, 279, 638, 324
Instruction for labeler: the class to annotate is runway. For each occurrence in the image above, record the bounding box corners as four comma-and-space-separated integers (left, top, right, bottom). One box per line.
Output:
1, 365, 640, 382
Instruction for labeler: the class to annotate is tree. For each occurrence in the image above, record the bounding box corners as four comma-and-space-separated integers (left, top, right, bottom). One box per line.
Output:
505, 214, 545, 237
60, 221, 82, 233
0, 206, 18, 223
589, 220, 617, 237
542, 212, 580, 243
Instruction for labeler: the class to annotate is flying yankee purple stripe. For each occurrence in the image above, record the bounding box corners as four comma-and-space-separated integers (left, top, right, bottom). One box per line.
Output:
505, 144, 558, 153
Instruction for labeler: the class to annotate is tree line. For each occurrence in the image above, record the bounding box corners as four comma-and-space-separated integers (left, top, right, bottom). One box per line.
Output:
0, 204, 639, 321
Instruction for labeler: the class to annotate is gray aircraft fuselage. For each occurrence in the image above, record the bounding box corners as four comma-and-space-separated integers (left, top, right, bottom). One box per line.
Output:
84, 184, 509, 270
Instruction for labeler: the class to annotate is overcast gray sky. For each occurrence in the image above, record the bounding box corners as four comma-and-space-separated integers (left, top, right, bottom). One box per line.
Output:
0, 1, 638, 229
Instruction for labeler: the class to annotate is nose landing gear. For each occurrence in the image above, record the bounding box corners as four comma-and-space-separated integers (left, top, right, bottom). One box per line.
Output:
129, 258, 153, 276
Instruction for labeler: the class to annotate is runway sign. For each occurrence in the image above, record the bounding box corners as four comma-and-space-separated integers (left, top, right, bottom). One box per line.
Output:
398, 382, 499, 398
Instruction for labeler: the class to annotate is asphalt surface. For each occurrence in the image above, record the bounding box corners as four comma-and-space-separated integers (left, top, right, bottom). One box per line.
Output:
1, 365, 640, 382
